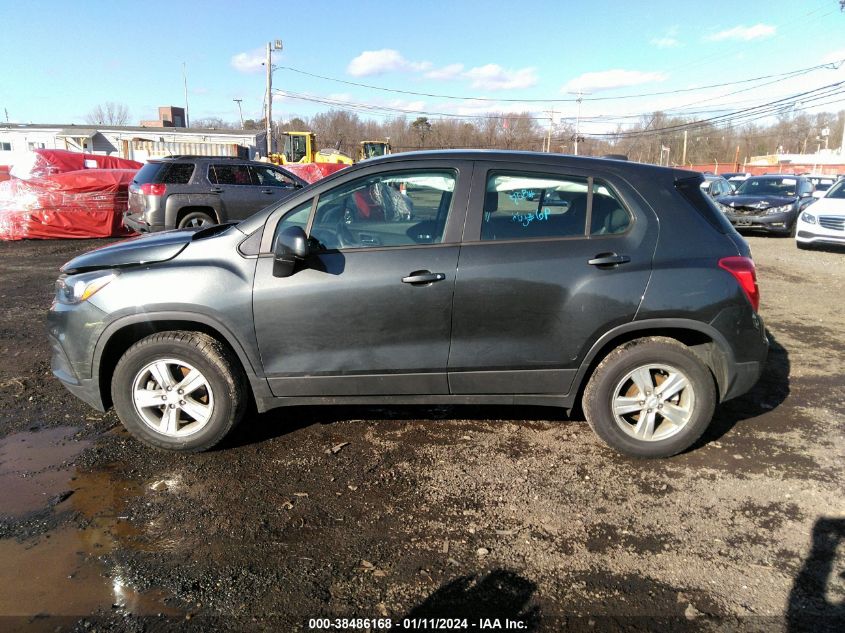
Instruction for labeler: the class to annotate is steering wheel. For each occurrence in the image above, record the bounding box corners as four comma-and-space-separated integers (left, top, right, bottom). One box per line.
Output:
318, 205, 358, 249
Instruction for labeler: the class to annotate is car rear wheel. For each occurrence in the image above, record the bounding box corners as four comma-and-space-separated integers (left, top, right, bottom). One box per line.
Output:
111, 331, 247, 452
583, 337, 716, 458
178, 210, 216, 229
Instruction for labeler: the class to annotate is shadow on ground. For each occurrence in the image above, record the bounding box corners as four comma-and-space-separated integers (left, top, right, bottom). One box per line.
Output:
787, 517, 845, 633
402, 569, 540, 630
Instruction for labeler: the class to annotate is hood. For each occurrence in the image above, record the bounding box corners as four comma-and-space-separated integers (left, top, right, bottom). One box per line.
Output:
805, 197, 845, 216
61, 228, 198, 274
716, 194, 797, 209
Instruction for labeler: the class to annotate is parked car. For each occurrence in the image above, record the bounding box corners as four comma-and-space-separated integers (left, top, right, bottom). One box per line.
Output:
49, 151, 767, 458
804, 174, 837, 199
123, 156, 307, 232
714, 174, 815, 235
795, 177, 845, 249
727, 174, 751, 188
700, 174, 734, 198
719, 172, 750, 181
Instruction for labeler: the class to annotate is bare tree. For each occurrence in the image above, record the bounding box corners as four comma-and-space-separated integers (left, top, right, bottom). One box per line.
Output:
191, 117, 237, 129
85, 102, 130, 126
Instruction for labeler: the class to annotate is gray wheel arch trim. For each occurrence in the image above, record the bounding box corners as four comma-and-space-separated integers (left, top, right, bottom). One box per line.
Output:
165, 195, 223, 228
91, 311, 270, 406
570, 318, 736, 402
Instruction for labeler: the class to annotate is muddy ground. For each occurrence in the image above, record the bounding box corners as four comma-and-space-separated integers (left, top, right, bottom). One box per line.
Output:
0, 235, 842, 632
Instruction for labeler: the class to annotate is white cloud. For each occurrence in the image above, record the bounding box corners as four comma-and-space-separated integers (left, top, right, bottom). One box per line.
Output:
651, 36, 679, 48
705, 23, 776, 42
652, 26, 680, 48
561, 69, 668, 93
463, 64, 537, 90
347, 49, 431, 76
231, 49, 265, 74
822, 49, 845, 64
424, 63, 465, 80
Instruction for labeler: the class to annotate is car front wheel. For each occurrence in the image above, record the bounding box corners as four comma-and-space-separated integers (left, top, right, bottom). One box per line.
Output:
583, 337, 716, 458
111, 331, 247, 451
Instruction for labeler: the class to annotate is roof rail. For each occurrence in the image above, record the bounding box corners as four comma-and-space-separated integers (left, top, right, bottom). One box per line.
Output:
161, 155, 245, 160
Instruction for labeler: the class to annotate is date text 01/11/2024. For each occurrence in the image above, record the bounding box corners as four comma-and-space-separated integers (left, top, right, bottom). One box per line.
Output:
307, 617, 529, 629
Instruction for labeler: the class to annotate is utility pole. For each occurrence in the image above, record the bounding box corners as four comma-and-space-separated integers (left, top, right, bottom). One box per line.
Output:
544, 110, 555, 153
568, 90, 588, 155
182, 62, 190, 128
681, 130, 688, 165
233, 99, 244, 129
574, 91, 583, 155
264, 40, 283, 156
841, 117, 845, 155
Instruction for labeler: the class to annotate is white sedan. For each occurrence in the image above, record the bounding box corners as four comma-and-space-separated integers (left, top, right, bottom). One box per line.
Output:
795, 178, 845, 249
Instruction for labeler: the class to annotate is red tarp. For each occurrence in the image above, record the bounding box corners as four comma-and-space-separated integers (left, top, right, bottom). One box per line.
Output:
283, 162, 348, 183
0, 169, 138, 240
13, 149, 143, 179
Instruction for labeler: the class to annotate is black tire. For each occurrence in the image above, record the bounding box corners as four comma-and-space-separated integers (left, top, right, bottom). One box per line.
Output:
178, 210, 216, 229
111, 331, 247, 452
582, 337, 716, 458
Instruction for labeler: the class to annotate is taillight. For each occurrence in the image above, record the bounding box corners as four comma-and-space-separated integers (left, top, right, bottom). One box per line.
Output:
140, 183, 166, 196
719, 256, 760, 312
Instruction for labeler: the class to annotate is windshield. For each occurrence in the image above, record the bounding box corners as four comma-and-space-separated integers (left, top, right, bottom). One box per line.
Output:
825, 179, 845, 199
361, 142, 387, 159
736, 177, 797, 197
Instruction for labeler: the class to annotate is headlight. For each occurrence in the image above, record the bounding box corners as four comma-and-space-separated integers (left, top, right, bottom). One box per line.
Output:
800, 211, 816, 224
765, 204, 793, 215
55, 271, 118, 305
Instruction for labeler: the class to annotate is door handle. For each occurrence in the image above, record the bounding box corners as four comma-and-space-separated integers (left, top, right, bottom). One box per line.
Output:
588, 252, 631, 267
260, 188, 275, 194
210, 186, 223, 193
402, 271, 446, 285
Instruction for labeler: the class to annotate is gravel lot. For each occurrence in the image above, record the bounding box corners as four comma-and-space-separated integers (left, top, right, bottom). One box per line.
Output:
0, 235, 842, 632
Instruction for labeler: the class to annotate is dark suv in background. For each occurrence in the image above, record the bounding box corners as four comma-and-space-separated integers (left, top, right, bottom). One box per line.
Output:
50, 150, 768, 459
124, 156, 306, 232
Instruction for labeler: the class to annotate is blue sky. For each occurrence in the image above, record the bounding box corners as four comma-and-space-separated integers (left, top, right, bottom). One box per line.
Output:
1, 0, 843, 133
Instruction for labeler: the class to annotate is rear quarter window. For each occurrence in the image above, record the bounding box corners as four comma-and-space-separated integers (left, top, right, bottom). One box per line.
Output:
133, 162, 194, 184
675, 176, 734, 234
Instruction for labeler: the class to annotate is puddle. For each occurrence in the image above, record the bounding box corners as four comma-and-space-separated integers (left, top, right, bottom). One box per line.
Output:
0, 426, 89, 519
0, 426, 184, 619
0, 528, 174, 617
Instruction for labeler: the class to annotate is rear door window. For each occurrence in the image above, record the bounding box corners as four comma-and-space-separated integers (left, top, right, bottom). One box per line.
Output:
209, 164, 252, 185
480, 172, 631, 241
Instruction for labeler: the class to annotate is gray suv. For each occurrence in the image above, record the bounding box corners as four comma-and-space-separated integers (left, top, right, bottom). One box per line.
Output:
49, 150, 768, 458
124, 156, 306, 232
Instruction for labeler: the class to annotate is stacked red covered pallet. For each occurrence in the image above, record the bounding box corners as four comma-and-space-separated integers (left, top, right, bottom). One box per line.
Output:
0, 150, 142, 240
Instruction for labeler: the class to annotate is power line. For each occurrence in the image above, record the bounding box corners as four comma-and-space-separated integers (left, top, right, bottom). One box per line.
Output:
276, 57, 843, 103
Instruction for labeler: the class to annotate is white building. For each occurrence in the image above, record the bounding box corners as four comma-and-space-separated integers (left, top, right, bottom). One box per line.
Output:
0, 123, 271, 166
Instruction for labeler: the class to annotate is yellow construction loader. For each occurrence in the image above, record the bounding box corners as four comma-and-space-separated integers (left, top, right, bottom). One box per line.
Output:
358, 140, 391, 161
271, 131, 353, 165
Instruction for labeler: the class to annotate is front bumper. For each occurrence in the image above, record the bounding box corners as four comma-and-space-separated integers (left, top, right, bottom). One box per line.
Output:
724, 210, 797, 234
47, 300, 109, 411
795, 227, 845, 246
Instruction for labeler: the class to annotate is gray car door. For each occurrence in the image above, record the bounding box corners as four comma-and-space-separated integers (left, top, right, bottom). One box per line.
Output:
252, 161, 472, 397
207, 163, 267, 220
448, 162, 657, 395
249, 165, 300, 208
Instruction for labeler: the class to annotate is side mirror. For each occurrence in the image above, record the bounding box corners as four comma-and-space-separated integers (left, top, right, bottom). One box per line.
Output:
272, 226, 309, 278
800, 190, 812, 198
